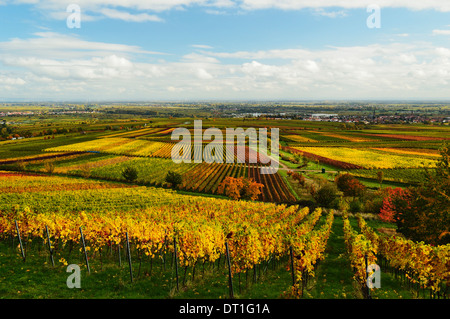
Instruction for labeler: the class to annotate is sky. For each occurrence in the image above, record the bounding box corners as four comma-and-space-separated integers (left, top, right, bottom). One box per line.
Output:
1, 0, 450, 102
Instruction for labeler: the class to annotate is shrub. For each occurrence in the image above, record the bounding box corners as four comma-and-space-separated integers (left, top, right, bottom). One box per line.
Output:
363, 197, 384, 215
44, 161, 55, 175
349, 200, 363, 214
335, 173, 366, 198
165, 171, 183, 188
122, 166, 138, 182
313, 183, 338, 208
287, 170, 306, 186
80, 163, 91, 178
16, 160, 27, 171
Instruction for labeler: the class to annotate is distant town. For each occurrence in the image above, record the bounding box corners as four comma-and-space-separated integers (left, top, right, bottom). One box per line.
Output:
1, 102, 449, 127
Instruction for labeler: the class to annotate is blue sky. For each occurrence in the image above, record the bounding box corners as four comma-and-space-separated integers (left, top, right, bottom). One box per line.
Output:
1, 1, 450, 101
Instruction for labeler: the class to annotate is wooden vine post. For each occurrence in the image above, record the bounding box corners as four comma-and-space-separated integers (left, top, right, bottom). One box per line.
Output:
79, 226, 90, 274
225, 241, 234, 299
45, 225, 55, 267
173, 236, 179, 291
126, 232, 133, 283
15, 220, 25, 262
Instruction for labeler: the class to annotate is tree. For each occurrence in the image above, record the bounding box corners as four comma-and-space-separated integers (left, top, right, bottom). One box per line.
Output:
218, 176, 243, 200
217, 176, 264, 201
241, 178, 264, 201
122, 166, 138, 182
165, 171, 183, 189
382, 143, 450, 245
44, 161, 55, 175
377, 171, 384, 189
16, 160, 27, 171
403, 143, 450, 244
80, 163, 91, 178
335, 173, 366, 198
313, 183, 338, 208
379, 187, 411, 223
287, 170, 306, 187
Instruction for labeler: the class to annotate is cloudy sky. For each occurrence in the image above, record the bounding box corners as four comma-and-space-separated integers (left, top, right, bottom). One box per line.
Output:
1, 0, 450, 101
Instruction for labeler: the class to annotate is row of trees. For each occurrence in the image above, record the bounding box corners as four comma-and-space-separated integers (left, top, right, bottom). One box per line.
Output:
0, 125, 84, 141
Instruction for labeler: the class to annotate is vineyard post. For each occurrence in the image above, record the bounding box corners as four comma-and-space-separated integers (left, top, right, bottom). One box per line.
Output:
365, 254, 371, 299
126, 232, 133, 283
290, 246, 295, 286
225, 241, 234, 299
45, 225, 55, 267
14, 220, 25, 262
161, 241, 167, 272
173, 236, 179, 291
118, 243, 121, 267
79, 227, 90, 274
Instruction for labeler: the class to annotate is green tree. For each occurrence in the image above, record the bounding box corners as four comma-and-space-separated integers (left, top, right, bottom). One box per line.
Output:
165, 171, 183, 189
122, 166, 138, 182
313, 183, 338, 208
377, 171, 384, 189
44, 161, 55, 175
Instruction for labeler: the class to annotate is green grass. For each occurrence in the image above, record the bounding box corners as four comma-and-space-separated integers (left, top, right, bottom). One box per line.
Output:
0, 240, 290, 299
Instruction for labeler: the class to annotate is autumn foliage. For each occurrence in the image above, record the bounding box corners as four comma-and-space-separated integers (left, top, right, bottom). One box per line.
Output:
334, 173, 366, 198
287, 170, 306, 186
378, 187, 412, 223
378, 144, 450, 245
217, 176, 264, 201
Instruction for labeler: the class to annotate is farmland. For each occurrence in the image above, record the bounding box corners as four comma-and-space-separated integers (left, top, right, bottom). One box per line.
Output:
0, 103, 449, 302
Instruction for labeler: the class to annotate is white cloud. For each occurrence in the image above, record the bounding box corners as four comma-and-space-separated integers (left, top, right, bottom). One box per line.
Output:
183, 52, 220, 63
239, 0, 450, 12
0, 32, 164, 60
313, 8, 348, 18
191, 44, 214, 49
0, 76, 26, 85
196, 68, 214, 79
99, 8, 163, 22
433, 29, 450, 35
2, 31, 450, 100
11, 0, 450, 25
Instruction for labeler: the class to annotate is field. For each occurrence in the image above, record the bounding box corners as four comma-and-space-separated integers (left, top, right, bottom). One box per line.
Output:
1, 172, 447, 300
0, 109, 449, 301
289, 147, 437, 169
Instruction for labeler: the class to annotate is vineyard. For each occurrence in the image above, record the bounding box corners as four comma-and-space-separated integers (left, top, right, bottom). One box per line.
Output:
0, 115, 449, 300
0, 172, 326, 297
288, 147, 437, 169
0, 172, 448, 299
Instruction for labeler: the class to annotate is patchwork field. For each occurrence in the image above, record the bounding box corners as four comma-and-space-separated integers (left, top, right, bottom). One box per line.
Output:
289, 146, 437, 169
0, 116, 448, 301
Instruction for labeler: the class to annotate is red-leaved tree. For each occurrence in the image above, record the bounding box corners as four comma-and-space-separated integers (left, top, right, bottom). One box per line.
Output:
379, 187, 412, 223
